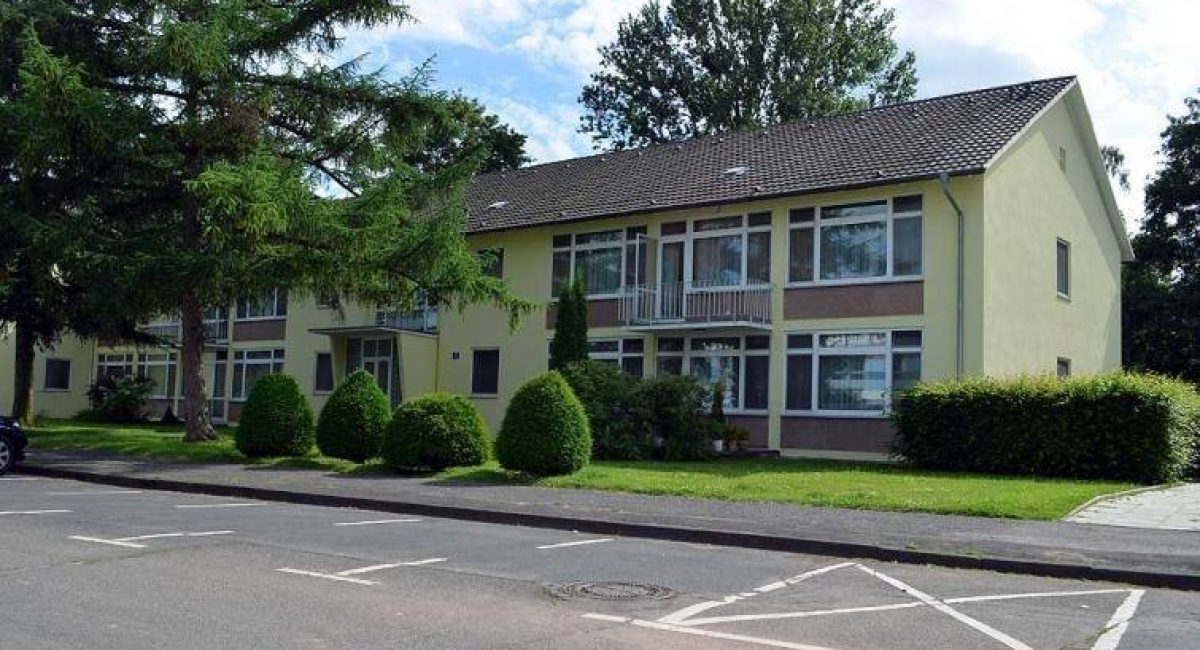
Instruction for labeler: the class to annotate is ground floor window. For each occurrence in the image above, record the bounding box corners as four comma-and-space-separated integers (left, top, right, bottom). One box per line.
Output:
655, 335, 770, 412
587, 338, 645, 378
44, 358, 71, 390
785, 330, 922, 415
232, 349, 285, 400
96, 353, 134, 380
314, 352, 334, 393
138, 352, 177, 399
472, 348, 500, 396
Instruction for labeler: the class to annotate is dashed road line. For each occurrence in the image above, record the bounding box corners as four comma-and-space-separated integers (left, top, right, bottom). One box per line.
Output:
0, 476, 41, 481
47, 490, 142, 496
333, 518, 422, 526
175, 503, 266, 509
0, 509, 71, 516
537, 538, 613, 550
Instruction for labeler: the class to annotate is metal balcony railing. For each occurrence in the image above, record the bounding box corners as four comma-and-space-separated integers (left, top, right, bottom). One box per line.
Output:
619, 281, 772, 327
375, 308, 439, 333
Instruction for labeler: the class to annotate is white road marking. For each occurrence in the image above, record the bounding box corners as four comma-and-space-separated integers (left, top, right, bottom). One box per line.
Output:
333, 518, 422, 526
949, 589, 1131, 605
632, 618, 836, 650
69, 536, 146, 549
47, 490, 142, 496
1092, 589, 1145, 650
335, 558, 446, 576
276, 568, 378, 586
114, 531, 234, 542
401, 557, 447, 567
857, 565, 1033, 650
537, 538, 613, 550
174, 503, 266, 509
582, 613, 630, 623
0, 509, 71, 516
0, 476, 40, 481
659, 562, 854, 625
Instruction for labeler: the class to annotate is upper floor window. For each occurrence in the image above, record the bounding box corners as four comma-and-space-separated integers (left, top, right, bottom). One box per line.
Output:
789, 196, 922, 285
1056, 239, 1070, 298
236, 289, 288, 320
684, 214, 771, 288
551, 227, 646, 297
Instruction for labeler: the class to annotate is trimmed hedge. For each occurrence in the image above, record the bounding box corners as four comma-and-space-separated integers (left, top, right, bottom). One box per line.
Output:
382, 393, 490, 471
891, 373, 1200, 484
496, 371, 591, 476
234, 374, 314, 458
316, 369, 391, 463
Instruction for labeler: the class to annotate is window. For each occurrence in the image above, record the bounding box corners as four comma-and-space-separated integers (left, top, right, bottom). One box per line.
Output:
788, 196, 923, 284
552, 229, 645, 297
346, 338, 394, 397
1057, 357, 1072, 378
653, 335, 769, 412
44, 359, 70, 391
786, 330, 922, 415
480, 248, 504, 279
138, 352, 177, 399
96, 353, 134, 380
1056, 239, 1070, 298
585, 338, 646, 378
236, 288, 288, 320
316, 291, 340, 309
684, 214, 771, 288
314, 352, 334, 393
232, 349, 285, 400
471, 349, 500, 396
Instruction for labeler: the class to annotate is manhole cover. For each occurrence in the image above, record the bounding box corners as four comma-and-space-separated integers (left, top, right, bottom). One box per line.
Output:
548, 581, 676, 601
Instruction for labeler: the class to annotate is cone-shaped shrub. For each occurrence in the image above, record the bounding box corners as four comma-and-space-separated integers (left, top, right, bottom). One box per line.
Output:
234, 373, 314, 458
382, 393, 490, 471
316, 369, 391, 463
496, 371, 590, 476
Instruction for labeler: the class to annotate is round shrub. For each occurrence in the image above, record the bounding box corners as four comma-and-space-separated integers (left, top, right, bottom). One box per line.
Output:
234, 373, 314, 458
316, 369, 391, 463
496, 371, 591, 476
382, 393, 490, 471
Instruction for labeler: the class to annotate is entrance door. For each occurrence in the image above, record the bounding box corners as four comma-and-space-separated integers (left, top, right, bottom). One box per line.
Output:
209, 351, 227, 423
659, 241, 685, 320
361, 338, 392, 398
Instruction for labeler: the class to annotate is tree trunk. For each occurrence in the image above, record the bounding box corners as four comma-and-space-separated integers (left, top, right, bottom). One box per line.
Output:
10, 320, 36, 425
180, 288, 216, 441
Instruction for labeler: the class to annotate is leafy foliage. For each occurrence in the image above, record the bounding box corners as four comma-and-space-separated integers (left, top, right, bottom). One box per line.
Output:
316, 370, 391, 463
550, 275, 589, 370
560, 360, 648, 460
635, 374, 717, 461
234, 373, 314, 458
382, 393, 490, 471
496, 372, 591, 476
891, 374, 1200, 484
580, 0, 918, 149
82, 375, 152, 424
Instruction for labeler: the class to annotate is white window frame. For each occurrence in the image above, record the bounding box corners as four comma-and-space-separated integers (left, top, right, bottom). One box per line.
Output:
43, 358, 71, 391
138, 352, 177, 399
658, 213, 773, 292
784, 329, 923, 418
584, 338, 646, 377
787, 196, 924, 288
552, 229, 628, 299
236, 289, 288, 321
653, 334, 770, 415
95, 353, 134, 380
358, 337, 393, 398
231, 348, 285, 401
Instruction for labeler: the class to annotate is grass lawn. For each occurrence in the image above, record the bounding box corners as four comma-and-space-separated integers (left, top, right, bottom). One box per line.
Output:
28, 420, 1132, 520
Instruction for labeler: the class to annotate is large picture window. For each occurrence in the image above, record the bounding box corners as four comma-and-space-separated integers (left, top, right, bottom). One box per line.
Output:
786, 330, 922, 415
551, 227, 646, 297
96, 353, 134, 380
138, 352, 177, 399
684, 214, 771, 288
236, 289, 288, 320
788, 196, 923, 284
232, 349, 285, 400
655, 335, 770, 412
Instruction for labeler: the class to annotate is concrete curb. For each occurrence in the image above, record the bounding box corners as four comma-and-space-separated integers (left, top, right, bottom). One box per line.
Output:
19, 463, 1200, 592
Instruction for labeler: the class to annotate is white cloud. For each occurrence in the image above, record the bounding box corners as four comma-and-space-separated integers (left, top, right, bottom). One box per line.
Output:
481, 94, 593, 163
513, 0, 644, 76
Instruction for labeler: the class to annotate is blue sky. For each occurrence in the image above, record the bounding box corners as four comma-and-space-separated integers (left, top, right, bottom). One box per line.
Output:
342, 0, 1200, 229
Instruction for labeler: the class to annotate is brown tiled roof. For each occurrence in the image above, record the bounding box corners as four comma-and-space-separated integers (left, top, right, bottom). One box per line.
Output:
465, 76, 1076, 234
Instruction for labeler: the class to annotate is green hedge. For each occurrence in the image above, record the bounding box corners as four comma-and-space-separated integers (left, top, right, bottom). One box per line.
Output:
891, 373, 1200, 484
496, 371, 591, 476
382, 393, 490, 471
234, 374, 314, 458
316, 370, 391, 463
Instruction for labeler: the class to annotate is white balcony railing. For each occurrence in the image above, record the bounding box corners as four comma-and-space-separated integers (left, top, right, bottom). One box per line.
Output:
375, 308, 439, 333
619, 281, 772, 327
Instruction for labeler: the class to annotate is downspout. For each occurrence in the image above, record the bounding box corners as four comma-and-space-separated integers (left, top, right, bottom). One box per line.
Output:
940, 172, 965, 379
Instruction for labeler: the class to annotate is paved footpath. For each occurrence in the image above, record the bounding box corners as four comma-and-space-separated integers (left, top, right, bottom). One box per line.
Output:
17, 450, 1200, 589
1068, 484, 1200, 531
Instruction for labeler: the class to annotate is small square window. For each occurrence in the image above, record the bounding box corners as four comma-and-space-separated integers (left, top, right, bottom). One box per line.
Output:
472, 349, 500, 396
1057, 357, 1071, 378
44, 359, 71, 390
480, 248, 504, 279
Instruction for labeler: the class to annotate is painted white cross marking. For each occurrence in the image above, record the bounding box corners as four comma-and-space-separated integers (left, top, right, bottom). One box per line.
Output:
69, 530, 234, 548
537, 538, 613, 550
277, 558, 447, 585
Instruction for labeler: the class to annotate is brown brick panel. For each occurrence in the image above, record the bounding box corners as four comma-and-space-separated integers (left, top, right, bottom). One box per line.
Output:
232, 318, 287, 341
780, 417, 895, 453
783, 281, 923, 319
727, 415, 769, 449
226, 402, 243, 423
545, 299, 622, 329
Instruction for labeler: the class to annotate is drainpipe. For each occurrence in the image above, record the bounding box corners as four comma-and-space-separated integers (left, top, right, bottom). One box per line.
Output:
940, 172, 965, 379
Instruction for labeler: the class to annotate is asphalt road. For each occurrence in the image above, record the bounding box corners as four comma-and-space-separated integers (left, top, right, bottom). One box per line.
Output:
1, 475, 1197, 649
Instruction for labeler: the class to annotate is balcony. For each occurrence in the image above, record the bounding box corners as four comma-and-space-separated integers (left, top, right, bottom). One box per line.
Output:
375, 308, 439, 333
619, 282, 772, 330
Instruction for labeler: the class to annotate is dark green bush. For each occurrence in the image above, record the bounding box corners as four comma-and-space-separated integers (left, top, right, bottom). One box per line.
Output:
316, 369, 391, 463
84, 375, 152, 423
560, 360, 650, 460
234, 373, 314, 458
891, 373, 1200, 484
382, 393, 490, 470
496, 371, 591, 476
632, 374, 715, 461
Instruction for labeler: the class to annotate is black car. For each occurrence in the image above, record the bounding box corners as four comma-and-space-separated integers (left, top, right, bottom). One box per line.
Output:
0, 416, 28, 475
